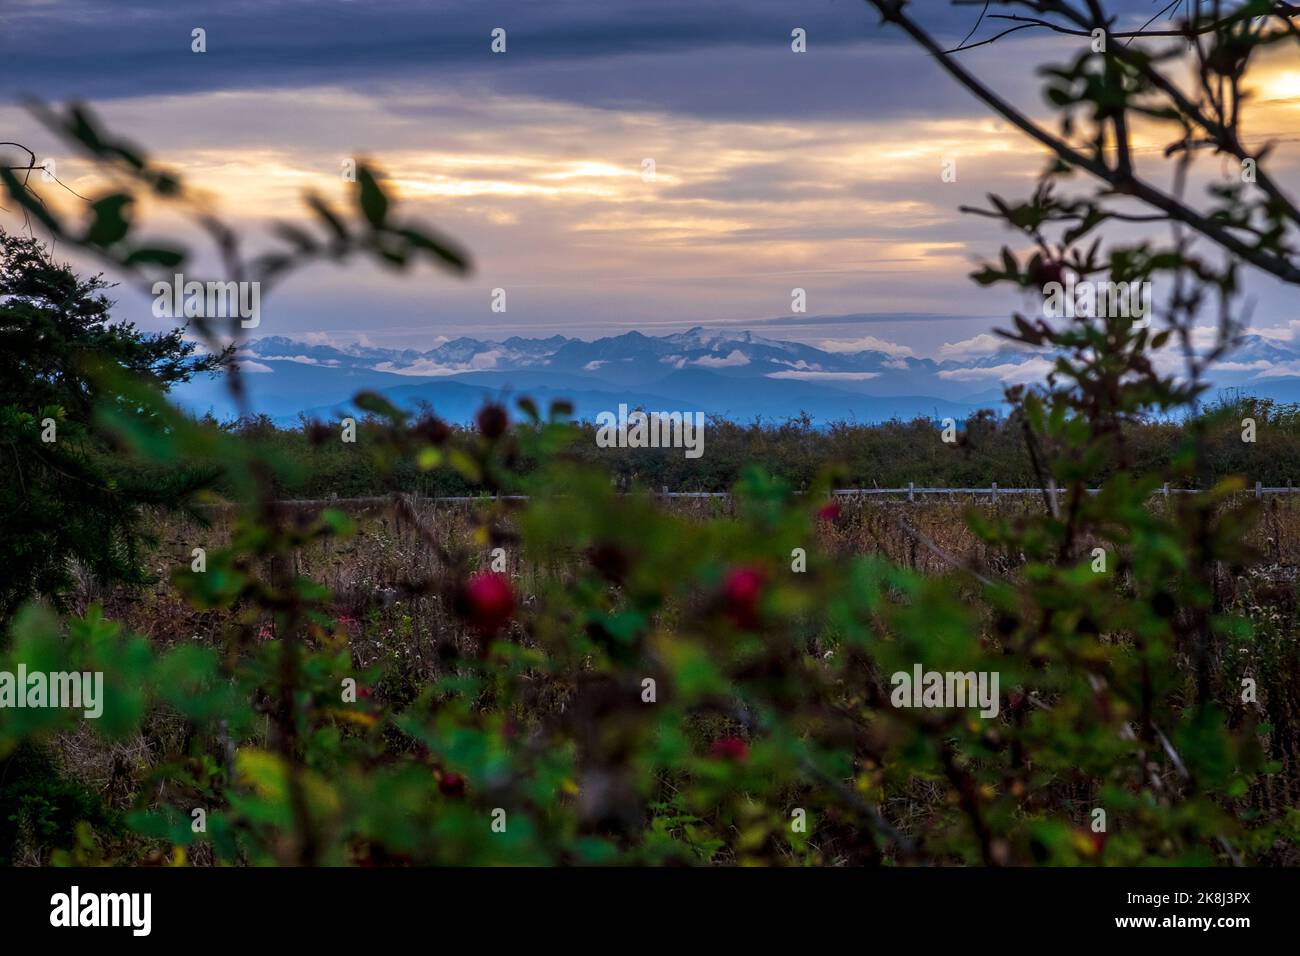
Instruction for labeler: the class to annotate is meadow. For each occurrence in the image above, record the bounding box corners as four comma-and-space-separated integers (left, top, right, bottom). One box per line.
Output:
12, 486, 1296, 866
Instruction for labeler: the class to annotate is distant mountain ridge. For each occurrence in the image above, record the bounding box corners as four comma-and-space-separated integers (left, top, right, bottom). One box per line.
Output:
170, 326, 1300, 426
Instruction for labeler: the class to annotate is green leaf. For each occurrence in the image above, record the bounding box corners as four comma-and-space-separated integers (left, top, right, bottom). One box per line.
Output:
353, 390, 406, 423
357, 166, 389, 228
123, 245, 185, 268
85, 193, 132, 246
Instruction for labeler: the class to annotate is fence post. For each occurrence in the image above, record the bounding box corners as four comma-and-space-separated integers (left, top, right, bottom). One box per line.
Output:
1163, 482, 1169, 499
908, 481, 915, 503
991, 481, 997, 504
1256, 480, 1262, 499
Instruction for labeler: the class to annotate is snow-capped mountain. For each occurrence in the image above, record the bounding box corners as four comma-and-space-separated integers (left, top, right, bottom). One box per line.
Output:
171, 326, 1300, 425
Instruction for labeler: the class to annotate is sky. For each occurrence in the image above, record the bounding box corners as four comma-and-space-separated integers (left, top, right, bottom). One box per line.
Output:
2, 0, 1299, 360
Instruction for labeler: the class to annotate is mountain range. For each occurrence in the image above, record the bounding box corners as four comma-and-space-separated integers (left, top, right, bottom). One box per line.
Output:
170, 326, 1300, 426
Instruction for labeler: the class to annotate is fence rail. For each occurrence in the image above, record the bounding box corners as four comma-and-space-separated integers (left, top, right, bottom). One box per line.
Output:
200, 480, 1296, 508
832, 480, 1289, 501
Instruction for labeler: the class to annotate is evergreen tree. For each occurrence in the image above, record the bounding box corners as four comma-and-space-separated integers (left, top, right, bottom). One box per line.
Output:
0, 230, 229, 620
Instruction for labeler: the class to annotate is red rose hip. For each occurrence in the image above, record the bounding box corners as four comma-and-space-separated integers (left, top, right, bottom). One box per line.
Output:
722, 566, 765, 629
462, 571, 515, 636
710, 736, 749, 761
439, 771, 466, 798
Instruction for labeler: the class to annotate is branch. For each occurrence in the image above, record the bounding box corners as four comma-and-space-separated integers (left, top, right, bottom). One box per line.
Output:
864, 1, 1300, 284
1044, 1, 1300, 229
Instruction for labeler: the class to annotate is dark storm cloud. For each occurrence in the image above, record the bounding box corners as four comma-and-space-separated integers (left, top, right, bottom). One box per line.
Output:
0, 0, 1149, 119
0, 0, 873, 98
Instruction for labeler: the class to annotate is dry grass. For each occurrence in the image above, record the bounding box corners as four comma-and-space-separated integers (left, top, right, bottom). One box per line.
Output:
22, 492, 1300, 864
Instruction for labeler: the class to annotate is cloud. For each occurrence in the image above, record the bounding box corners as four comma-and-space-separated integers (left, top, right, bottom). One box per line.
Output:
937, 359, 1054, 383
257, 354, 342, 367
372, 348, 504, 376
296, 331, 376, 350
938, 333, 1016, 360
818, 335, 913, 356
1213, 361, 1272, 373
239, 360, 274, 374
1254, 361, 1300, 379
692, 349, 750, 368
0, 1, 1007, 122
1249, 320, 1300, 342
765, 370, 880, 381
371, 360, 458, 377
